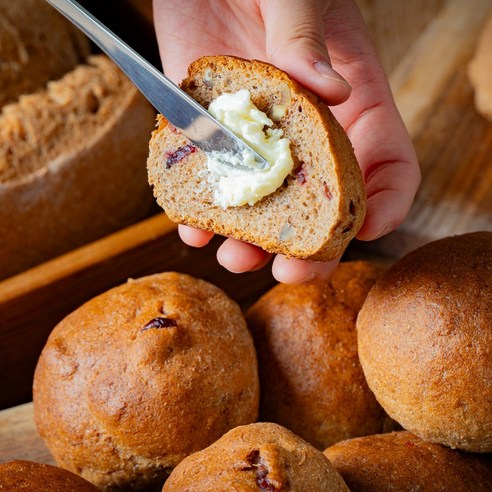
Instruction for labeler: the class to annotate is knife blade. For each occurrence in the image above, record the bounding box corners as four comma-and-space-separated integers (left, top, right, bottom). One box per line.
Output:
44, 0, 268, 167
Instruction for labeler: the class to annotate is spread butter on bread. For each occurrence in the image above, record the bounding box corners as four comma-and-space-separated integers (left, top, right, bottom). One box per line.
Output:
147, 56, 366, 261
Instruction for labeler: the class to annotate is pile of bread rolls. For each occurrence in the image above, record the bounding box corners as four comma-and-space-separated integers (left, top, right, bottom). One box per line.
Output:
0, 15, 490, 487
2, 230, 482, 490
0, 0, 156, 280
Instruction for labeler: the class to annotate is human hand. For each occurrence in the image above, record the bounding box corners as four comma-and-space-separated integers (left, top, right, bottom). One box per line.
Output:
153, 0, 421, 283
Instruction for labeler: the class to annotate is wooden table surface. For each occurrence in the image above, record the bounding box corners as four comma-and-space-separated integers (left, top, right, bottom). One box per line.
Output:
1, 0, 491, 465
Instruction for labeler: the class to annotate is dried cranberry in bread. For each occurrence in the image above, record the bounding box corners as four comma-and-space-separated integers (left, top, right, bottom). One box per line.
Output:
147, 56, 366, 261
324, 431, 492, 492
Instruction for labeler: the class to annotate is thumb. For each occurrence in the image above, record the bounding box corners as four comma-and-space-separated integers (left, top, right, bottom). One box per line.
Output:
260, 0, 351, 105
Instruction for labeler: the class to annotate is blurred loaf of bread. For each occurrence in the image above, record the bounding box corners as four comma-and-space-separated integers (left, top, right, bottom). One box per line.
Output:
0, 0, 156, 279
0, 0, 90, 108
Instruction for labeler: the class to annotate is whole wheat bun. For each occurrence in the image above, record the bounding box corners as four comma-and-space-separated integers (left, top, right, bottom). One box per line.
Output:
357, 232, 492, 452
0, 460, 99, 491
0, 55, 156, 279
33, 272, 259, 491
147, 55, 366, 261
246, 261, 392, 449
324, 431, 492, 492
163, 422, 350, 491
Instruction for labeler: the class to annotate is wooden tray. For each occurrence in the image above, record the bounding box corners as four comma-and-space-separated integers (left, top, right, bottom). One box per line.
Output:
1, 0, 491, 465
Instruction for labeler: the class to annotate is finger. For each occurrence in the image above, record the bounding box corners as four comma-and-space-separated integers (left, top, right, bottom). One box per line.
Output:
260, 0, 351, 105
178, 224, 214, 247
321, 0, 421, 239
217, 238, 272, 273
272, 255, 340, 284
355, 140, 421, 241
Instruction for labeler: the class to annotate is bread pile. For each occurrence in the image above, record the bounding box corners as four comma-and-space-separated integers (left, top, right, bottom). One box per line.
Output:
30, 231, 492, 490
0, 0, 156, 280
16, 43, 490, 490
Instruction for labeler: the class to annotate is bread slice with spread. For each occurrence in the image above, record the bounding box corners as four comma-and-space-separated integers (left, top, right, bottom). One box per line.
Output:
147, 56, 366, 261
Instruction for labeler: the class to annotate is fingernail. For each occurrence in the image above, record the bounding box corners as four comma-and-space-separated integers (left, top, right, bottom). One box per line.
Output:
374, 222, 394, 240
313, 61, 351, 88
299, 272, 318, 284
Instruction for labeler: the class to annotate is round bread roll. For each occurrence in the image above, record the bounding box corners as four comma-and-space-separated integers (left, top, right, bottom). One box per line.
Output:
0, 460, 99, 491
164, 422, 350, 491
357, 232, 492, 452
324, 431, 492, 491
246, 261, 391, 450
33, 272, 259, 490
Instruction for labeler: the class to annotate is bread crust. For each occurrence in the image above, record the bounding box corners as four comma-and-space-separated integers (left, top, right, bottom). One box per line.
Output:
0, 56, 156, 279
164, 422, 350, 491
0, 0, 90, 109
324, 431, 492, 492
246, 261, 390, 450
0, 460, 99, 491
357, 232, 492, 452
33, 272, 259, 490
147, 56, 366, 261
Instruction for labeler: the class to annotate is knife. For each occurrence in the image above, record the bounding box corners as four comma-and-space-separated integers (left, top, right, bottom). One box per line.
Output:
44, 0, 268, 167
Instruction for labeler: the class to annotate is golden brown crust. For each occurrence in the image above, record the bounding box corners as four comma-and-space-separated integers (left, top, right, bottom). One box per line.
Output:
324, 431, 492, 492
246, 261, 389, 450
357, 232, 492, 452
164, 423, 350, 491
33, 272, 259, 490
147, 55, 366, 261
0, 460, 99, 491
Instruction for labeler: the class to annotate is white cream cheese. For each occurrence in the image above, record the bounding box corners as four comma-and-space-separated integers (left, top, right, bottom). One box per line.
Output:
206, 89, 293, 208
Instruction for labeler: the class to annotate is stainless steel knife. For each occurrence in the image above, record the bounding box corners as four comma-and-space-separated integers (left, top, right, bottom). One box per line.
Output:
44, 0, 268, 167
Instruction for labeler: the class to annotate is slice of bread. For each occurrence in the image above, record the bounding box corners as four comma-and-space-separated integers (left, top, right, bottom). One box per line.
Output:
147, 56, 366, 261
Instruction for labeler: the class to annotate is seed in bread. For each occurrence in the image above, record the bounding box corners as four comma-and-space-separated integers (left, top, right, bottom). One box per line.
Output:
147, 55, 366, 261
164, 422, 350, 491
246, 261, 392, 450
324, 431, 492, 492
33, 272, 259, 490
357, 232, 492, 452
0, 460, 99, 491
